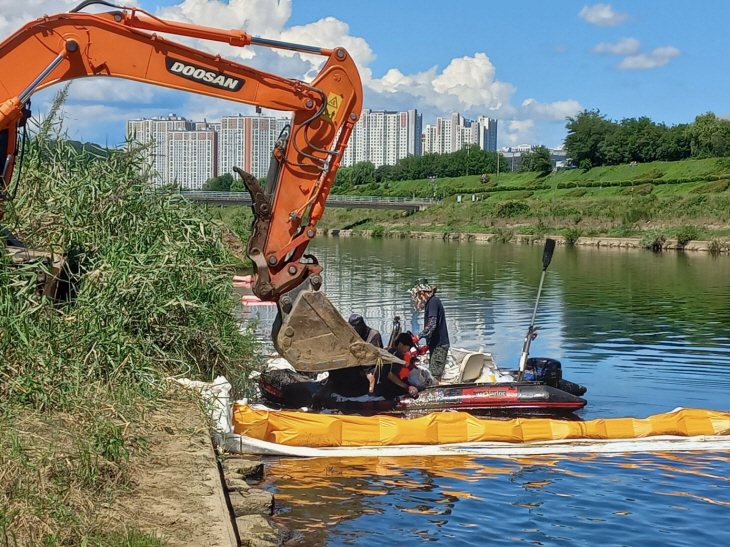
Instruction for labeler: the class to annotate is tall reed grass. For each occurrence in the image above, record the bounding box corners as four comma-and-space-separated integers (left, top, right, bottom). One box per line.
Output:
1, 91, 258, 545
1, 94, 258, 409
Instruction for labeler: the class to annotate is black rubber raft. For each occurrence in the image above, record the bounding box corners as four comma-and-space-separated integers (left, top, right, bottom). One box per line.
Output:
258, 357, 587, 416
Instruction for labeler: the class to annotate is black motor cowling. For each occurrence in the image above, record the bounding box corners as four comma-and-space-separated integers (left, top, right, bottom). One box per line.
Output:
523, 357, 587, 396
523, 357, 562, 382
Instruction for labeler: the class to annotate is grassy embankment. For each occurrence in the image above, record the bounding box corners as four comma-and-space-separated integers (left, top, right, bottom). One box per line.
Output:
0, 103, 257, 546
316, 158, 730, 249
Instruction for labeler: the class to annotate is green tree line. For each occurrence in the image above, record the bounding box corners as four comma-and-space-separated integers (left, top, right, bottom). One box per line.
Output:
334, 144, 505, 190
565, 110, 730, 169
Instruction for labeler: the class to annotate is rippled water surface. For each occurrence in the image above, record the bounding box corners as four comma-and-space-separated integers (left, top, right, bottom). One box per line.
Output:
242, 237, 730, 546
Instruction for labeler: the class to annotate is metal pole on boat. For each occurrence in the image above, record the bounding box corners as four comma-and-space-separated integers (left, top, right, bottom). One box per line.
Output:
517, 238, 556, 381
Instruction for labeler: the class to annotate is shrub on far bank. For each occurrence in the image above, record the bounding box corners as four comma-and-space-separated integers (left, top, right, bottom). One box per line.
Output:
690, 179, 730, 194
640, 230, 666, 251
675, 225, 702, 247
496, 200, 530, 218
561, 227, 583, 245
708, 238, 730, 255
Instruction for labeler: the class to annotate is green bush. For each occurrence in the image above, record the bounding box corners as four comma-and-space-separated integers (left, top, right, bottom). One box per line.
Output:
493, 227, 514, 243
640, 230, 666, 251
635, 168, 663, 180
370, 225, 385, 238
561, 227, 583, 245
675, 225, 702, 247
690, 179, 730, 194
707, 238, 730, 255
623, 203, 652, 224
564, 188, 587, 197
496, 200, 531, 218
1, 111, 259, 408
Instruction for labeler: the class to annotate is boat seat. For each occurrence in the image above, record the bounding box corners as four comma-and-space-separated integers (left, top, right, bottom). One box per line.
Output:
458, 353, 485, 383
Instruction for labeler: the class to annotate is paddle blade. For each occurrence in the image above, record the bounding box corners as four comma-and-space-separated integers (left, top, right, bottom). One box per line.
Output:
542, 238, 556, 270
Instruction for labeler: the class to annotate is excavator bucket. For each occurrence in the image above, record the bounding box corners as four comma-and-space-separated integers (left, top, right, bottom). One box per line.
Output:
272, 280, 404, 372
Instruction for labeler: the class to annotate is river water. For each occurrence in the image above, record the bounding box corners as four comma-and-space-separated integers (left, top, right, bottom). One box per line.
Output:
242, 237, 730, 546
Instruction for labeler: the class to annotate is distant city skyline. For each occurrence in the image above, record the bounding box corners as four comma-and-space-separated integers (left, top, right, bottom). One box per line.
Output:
127, 108, 500, 187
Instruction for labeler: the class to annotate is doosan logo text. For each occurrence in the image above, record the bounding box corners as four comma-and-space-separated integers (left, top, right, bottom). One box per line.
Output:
165, 58, 244, 91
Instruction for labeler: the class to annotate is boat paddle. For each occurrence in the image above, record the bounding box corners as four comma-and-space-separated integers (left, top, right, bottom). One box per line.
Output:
517, 238, 556, 381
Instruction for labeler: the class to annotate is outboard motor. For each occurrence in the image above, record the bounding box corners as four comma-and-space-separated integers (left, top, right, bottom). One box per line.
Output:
524, 357, 587, 396
523, 357, 562, 382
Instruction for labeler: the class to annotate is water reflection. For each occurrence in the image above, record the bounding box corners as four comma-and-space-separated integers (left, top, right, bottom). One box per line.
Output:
266, 453, 730, 546
240, 239, 730, 417
303, 238, 730, 417
245, 238, 730, 545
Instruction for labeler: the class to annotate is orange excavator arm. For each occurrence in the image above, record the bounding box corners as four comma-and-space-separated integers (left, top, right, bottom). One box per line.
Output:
0, 0, 400, 371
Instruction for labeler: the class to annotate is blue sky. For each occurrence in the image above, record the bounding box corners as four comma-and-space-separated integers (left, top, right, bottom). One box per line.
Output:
6, 1, 729, 148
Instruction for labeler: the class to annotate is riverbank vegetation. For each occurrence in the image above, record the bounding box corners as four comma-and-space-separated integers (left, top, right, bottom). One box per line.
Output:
313, 112, 730, 245
331, 111, 730, 194
0, 100, 257, 545
313, 155, 730, 248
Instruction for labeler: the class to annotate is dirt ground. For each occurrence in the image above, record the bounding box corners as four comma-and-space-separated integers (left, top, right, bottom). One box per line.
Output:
116, 400, 238, 547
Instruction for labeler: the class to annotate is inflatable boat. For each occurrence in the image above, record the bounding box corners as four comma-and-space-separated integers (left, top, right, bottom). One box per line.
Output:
257, 239, 585, 416
257, 353, 587, 416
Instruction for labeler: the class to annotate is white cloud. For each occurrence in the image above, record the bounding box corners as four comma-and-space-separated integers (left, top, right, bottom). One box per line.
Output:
68, 78, 157, 104
618, 46, 680, 70
579, 4, 629, 26
279, 17, 375, 81
431, 53, 511, 110
0, 1, 81, 38
504, 120, 535, 146
592, 37, 640, 56
591, 37, 680, 71
367, 53, 581, 124
158, 0, 290, 37
152, 2, 583, 140
520, 98, 583, 121
4, 0, 583, 147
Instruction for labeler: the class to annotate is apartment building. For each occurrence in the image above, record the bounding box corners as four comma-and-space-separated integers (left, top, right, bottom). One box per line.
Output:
341, 109, 422, 167
128, 108, 498, 185
167, 129, 217, 189
218, 115, 290, 179
423, 114, 498, 154
126, 114, 194, 185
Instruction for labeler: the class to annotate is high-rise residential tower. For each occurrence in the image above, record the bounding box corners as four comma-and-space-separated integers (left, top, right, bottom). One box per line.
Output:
422, 113, 498, 154
127, 114, 194, 185
342, 109, 422, 167
167, 129, 218, 189
218, 115, 290, 179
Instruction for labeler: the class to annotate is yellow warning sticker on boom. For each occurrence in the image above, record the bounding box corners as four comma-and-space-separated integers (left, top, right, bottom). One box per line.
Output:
320, 92, 342, 122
